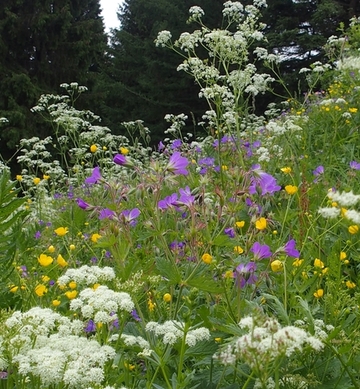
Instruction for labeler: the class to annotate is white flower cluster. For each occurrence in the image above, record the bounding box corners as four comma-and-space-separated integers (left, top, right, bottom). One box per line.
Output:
121, 334, 150, 349
12, 334, 115, 388
317, 207, 341, 219
70, 286, 134, 323
328, 189, 360, 207
155, 30, 172, 47
188, 6, 204, 20
57, 265, 115, 287
222, 1, 244, 21
2, 307, 116, 387
146, 321, 210, 346
216, 316, 324, 367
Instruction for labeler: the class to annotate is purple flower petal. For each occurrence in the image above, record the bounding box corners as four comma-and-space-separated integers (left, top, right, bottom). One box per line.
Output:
85, 166, 102, 185
76, 198, 90, 210
167, 151, 189, 175
113, 154, 127, 165
284, 239, 300, 258
250, 242, 272, 260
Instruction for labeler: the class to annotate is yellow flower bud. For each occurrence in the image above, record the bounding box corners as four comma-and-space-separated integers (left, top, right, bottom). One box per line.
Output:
163, 293, 172, 302
201, 253, 212, 264
271, 260, 283, 272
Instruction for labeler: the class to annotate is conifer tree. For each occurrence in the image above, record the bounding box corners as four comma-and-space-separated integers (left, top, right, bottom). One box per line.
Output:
0, 0, 107, 154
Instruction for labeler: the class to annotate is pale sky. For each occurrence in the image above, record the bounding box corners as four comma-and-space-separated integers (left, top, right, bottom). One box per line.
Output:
100, 0, 124, 31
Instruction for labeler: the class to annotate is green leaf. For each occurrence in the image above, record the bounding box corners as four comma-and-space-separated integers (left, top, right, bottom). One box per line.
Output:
186, 275, 223, 293
156, 257, 181, 284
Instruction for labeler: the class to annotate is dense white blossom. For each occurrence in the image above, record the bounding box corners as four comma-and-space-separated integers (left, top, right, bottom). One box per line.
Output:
57, 265, 115, 287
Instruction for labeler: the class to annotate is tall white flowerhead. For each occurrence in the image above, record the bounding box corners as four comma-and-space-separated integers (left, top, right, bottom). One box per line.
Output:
155, 30, 172, 47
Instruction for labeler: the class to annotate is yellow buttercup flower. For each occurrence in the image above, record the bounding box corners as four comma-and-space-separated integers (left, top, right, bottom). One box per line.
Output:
349, 107, 358, 113
235, 221, 245, 228
52, 299, 61, 307
54, 227, 68, 236
68, 281, 77, 289
56, 254, 68, 268
201, 253, 212, 264
340, 252, 347, 261
91, 233, 102, 243
271, 260, 283, 272
346, 280, 356, 289
314, 258, 325, 269
65, 290, 77, 299
234, 246, 244, 254
163, 293, 172, 302
38, 253, 54, 267
42, 275, 50, 282
280, 167, 292, 174
9, 285, 19, 293
35, 284, 48, 297
348, 225, 359, 234
33, 177, 41, 185
314, 289, 324, 298
255, 217, 267, 230
284, 185, 298, 195
43, 174, 50, 180
120, 146, 129, 155
16, 175, 22, 181
90, 144, 97, 153
48, 245, 56, 253
69, 244, 76, 251
292, 258, 304, 267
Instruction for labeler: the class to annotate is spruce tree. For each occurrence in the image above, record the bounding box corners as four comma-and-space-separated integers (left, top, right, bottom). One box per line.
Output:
0, 0, 107, 156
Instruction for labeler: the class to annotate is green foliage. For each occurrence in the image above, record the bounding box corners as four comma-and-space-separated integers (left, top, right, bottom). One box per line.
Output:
0, 170, 28, 309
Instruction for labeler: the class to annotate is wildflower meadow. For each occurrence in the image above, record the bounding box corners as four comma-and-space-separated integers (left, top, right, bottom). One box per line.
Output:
2, 1, 360, 388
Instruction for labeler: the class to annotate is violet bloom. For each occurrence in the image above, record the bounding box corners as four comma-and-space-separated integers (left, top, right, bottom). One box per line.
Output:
178, 186, 195, 206
236, 262, 258, 288
85, 319, 96, 333
171, 139, 182, 149
224, 227, 235, 238
158, 193, 178, 210
121, 208, 140, 226
166, 151, 189, 175
284, 239, 300, 258
76, 198, 90, 210
34, 231, 41, 239
131, 309, 141, 322
312, 165, 324, 176
158, 141, 165, 151
250, 242, 272, 260
85, 166, 102, 185
99, 208, 115, 220
249, 165, 281, 196
113, 154, 127, 165
350, 161, 360, 170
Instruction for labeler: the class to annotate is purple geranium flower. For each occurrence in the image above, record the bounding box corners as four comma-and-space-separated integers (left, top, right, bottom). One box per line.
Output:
284, 239, 300, 258
235, 262, 258, 288
224, 227, 235, 238
158, 193, 178, 210
250, 242, 272, 260
34, 231, 41, 239
76, 198, 90, 210
99, 208, 115, 220
121, 208, 140, 226
166, 151, 189, 175
312, 165, 324, 176
131, 309, 141, 322
350, 161, 360, 170
113, 154, 127, 165
249, 165, 281, 196
85, 319, 96, 333
171, 139, 182, 149
85, 166, 102, 185
178, 186, 195, 206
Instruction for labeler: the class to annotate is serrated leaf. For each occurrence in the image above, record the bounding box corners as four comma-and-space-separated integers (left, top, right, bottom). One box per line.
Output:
186, 275, 223, 293
156, 257, 181, 284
